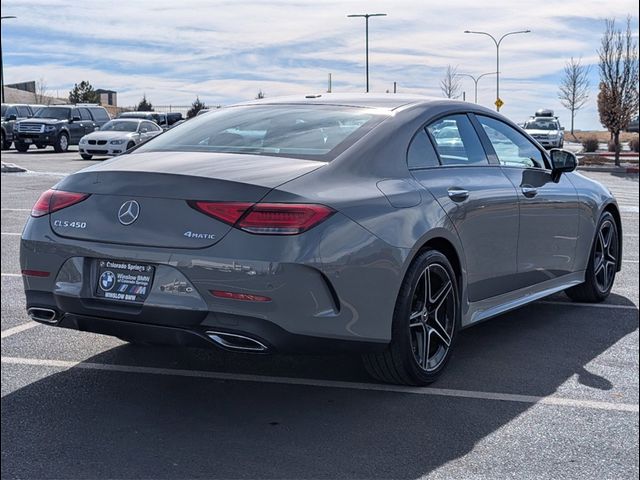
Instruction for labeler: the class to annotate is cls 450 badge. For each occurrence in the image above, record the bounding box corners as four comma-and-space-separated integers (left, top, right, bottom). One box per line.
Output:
183, 231, 216, 240
53, 220, 87, 229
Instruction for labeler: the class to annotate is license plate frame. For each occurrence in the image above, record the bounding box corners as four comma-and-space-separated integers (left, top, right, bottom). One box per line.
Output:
95, 259, 155, 303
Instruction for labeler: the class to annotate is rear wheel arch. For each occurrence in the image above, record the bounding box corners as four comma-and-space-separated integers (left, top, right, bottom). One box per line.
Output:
603, 203, 623, 271
404, 235, 465, 324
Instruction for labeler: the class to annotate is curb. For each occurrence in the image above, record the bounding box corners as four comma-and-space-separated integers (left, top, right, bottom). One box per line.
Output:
0, 162, 27, 173
578, 165, 639, 173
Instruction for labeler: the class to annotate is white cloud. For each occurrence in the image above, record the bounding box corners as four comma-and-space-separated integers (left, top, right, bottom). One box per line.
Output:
2, 0, 638, 129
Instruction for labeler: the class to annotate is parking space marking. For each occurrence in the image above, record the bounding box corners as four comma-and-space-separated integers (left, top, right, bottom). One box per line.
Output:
1, 322, 39, 339
1, 232, 21, 236
1, 356, 638, 413
0, 208, 30, 212
1, 273, 21, 277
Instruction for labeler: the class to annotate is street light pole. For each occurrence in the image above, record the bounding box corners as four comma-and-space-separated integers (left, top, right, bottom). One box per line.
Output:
463, 29, 530, 111
347, 13, 387, 93
455, 72, 497, 103
1, 16, 17, 104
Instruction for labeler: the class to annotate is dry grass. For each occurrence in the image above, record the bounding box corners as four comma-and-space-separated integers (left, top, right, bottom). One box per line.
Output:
570, 130, 639, 143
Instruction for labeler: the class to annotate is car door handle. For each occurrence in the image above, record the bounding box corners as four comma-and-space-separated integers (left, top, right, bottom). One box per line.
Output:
521, 186, 538, 198
448, 188, 469, 202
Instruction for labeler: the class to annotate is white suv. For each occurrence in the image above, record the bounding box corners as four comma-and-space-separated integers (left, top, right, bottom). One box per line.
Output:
523, 110, 564, 149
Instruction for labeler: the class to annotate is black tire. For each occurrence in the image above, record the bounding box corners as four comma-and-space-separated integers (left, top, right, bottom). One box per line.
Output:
126, 141, 135, 151
566, 211, 619, 303
14, 141, 29, 152
80, 153, 93, 160
53, 132, 69, 153
363, 249, 460, 385
1, 131, 10, 150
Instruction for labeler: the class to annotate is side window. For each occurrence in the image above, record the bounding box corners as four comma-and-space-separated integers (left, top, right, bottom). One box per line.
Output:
407, 129, 439, 169
427, 115, 488, 166
139, 122, 150, 133
79, 108, 92, 121
89, 108, 110, 122
17, 106, 31, 117
70, 108, 80, 119
476, 115, 546, 169
147, 121, 161, 131
6, 106, 18, 117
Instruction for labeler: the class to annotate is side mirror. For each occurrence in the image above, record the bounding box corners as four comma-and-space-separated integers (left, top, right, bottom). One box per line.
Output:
7, 114, 17, 121
560, 126, 565, 131
550, 149, 577, 181
71, 115, 81, 122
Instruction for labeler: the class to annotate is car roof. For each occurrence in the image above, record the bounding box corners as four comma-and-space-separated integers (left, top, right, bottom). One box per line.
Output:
110, 118, 143, 123
233, 93, 447, 111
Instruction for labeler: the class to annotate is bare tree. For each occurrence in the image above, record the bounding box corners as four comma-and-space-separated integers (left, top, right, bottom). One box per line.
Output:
34, 78, 51, 105
558, 57, 590, 136
597, 17, 639, 166
440, 65, 461, 99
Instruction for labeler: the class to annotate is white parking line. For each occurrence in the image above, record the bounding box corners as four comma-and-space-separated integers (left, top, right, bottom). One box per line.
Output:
619, 206, 639, 214
1, 322, 38, 339
1, 208, 30, 212
1, 232, 21, 236
1, 356, 637, 413
1, 273, 21, 277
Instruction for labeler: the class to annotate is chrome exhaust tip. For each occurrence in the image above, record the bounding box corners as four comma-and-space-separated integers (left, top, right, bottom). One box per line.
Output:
27, 307, 58, 324
206, 331, 269, 353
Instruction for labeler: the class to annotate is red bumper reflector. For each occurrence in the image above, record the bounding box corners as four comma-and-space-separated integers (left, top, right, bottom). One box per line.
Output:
211, 290, 272, 302
21, 270, 50, 277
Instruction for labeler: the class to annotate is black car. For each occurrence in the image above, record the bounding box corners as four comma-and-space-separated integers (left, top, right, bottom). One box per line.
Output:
116, 111, 168, 129
1, 103, 43, 150
13, 105, 111, 153
166, 112, 183, 126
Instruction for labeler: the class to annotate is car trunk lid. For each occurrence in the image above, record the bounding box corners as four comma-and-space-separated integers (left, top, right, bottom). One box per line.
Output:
49, 151, 325, 249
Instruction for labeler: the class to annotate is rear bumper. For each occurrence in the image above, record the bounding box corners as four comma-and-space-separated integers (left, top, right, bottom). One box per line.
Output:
21, 212, 407, 352
25, 290, 387, 354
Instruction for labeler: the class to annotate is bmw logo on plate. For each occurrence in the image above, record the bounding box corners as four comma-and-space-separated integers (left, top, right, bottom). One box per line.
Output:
99, 271, 116, 291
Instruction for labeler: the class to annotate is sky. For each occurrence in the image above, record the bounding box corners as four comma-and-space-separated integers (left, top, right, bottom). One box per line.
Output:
1, 0, 638, 129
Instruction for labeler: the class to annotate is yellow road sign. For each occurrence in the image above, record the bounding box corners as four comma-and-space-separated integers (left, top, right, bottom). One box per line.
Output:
495, 98, 504, 109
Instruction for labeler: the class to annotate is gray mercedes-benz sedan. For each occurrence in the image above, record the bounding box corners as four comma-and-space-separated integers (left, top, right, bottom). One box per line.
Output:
20, 94, 622, 385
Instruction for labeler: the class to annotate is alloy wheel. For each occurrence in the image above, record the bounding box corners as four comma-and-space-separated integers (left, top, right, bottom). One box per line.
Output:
409, 264, 456, 372
594, 219, 618, 293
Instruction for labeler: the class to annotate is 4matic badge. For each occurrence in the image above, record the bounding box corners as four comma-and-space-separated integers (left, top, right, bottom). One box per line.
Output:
183, 231, 216, 240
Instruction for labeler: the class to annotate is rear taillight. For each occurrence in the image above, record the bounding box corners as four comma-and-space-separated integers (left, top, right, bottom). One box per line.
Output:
31, 189, 90, 217
189, 201, 334, 235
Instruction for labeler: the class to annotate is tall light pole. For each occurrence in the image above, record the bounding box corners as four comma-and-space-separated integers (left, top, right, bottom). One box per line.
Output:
463, 29, 530, 111
347, 13, 387, 93
1, 16, 17, 104
455, 72, 496, 103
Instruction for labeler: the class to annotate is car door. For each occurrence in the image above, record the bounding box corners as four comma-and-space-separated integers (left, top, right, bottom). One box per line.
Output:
138, 121, 160, 143
78, 108, 96, 135
67, 108, 85, 144
474, 114, 580, 286
409, 114, 520, 302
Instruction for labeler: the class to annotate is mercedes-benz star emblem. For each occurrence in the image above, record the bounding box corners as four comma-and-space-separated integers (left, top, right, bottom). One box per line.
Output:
118, 200, 140, 225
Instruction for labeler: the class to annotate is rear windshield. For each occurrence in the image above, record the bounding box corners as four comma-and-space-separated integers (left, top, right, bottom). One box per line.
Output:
135, 105, 386, 161
34, 107, 71, 120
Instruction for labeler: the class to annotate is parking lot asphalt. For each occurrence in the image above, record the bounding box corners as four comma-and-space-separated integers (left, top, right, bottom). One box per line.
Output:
1, 147, 639, 479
